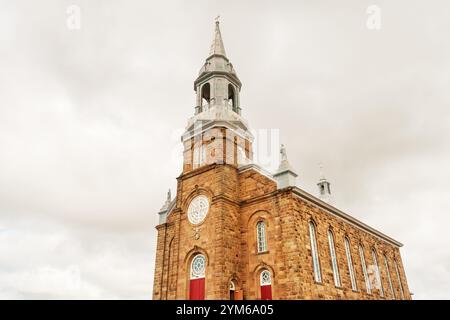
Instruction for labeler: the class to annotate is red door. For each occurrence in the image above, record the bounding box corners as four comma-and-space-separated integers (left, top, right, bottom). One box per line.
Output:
260, 284, 272, 300
260, 270, 272, 300
189, 278, 205, 300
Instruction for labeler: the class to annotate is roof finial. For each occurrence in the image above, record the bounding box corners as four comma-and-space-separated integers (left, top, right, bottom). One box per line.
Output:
159, 188, 173, 218
318, 162, 325, 180
274, 143, 299, 189
215, 15, 220, 24
280, 144, 288, 162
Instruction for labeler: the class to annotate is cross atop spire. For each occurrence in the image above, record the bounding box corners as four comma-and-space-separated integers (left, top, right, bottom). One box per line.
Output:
209, 18, 227, 57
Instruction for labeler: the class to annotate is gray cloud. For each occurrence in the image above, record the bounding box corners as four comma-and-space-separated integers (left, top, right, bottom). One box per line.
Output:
1, 0, 449, 299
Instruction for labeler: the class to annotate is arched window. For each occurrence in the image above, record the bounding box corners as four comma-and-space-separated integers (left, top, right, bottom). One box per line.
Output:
383, 254, 396, 299
344, 237, 358, 291
327, 229, 341, 287
309, 222, 322, 283
394, 259, 405, 299
256, 221, 267, 253
228, 84, 236, 112
229, 281, 236, 300
260, 270, 272, 300
371, 249, 384, 297
201, 83, 210, 110
189, 254, 206, 300
359, 245, 372, 294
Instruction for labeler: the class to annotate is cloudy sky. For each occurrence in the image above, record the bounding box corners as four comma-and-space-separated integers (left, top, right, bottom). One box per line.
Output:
1, 0, 449, 299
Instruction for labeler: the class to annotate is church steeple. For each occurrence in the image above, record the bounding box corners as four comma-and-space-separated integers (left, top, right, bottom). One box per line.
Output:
209, 19, 227, 57
194, 20, 242, 115
182, 19, 253, 174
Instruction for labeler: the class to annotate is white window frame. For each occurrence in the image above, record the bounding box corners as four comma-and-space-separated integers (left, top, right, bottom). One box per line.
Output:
190, 254, 206, 279
344, 238, 358, 291
383, 254, 396, 299
187, 195, 209, 225
359, 245, 372, 294
256, 221, 268, 253
328, 230, 341, 287
260, 270, 272, 286
309, 222, 322, 283
371, 249, 384, 297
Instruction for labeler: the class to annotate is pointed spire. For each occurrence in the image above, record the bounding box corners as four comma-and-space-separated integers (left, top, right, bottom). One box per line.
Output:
209, 18, 227, 57
158, 188, 174, 225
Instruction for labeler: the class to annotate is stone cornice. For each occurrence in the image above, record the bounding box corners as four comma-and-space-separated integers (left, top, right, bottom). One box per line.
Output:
194, 71, 241, 89
155, 221, 174, 230
239, 190, 280, 207
182, 119, 253, 142
212, 194, 240, 207
237, 185, 403, 248
238, 164, 277, 183
167, 164, 403, 248
176, 163, 219, 181
290, 186, 403, 248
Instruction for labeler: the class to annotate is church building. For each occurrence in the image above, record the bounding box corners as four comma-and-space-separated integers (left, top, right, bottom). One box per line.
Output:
152, 21, 411, 300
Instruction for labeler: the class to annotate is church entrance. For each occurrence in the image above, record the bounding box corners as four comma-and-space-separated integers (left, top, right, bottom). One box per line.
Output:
260, 270, 272, 300
189, 254, 206, 300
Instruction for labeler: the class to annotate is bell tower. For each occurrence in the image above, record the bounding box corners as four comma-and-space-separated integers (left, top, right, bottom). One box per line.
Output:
194, 20, 242, 115
182, 20, 253, 173
153, 20, 255, 300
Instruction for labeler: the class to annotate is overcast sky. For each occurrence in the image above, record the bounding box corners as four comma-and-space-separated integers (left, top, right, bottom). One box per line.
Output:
1, 0, 449, 299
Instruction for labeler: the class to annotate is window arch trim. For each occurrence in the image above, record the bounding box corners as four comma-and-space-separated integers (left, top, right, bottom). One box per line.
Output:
344, 237, 358, 291
383, 254, 396, 299
309, 220, 322, 283
359, 244, 372, 294
371, 248, 384, 297
256, 220, 268, 253
190, 254, 206, 279
394, 258, 405, 299
327, 229, 341, 287
260, 270, 272, 286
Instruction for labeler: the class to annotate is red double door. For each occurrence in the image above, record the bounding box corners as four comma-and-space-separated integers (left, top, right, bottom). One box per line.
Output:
260, 284, 272, 300
189, 278, 205, 300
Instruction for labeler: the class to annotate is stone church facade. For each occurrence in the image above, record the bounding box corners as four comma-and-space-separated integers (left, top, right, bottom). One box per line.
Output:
152, 21, 411, 300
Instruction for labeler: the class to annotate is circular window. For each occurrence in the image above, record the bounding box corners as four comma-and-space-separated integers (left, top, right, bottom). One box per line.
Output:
187, 195, 209, 225
191, 254, 206, 279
